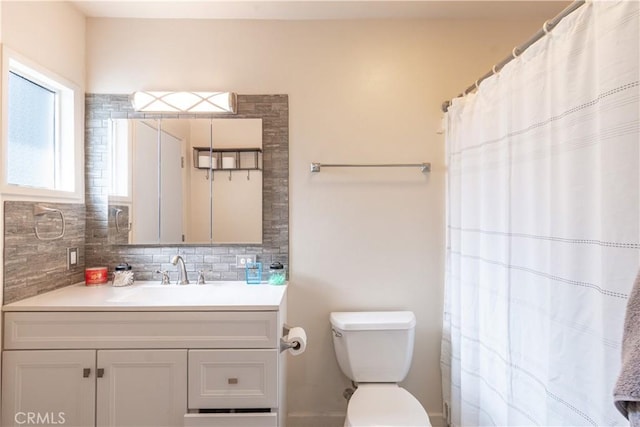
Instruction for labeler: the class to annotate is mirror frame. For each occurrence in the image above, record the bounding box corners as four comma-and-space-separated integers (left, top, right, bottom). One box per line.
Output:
85, 94, 288, 257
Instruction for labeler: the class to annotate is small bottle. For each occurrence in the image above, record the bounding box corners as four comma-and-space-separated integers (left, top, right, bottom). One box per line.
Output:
268, 262, 286, 286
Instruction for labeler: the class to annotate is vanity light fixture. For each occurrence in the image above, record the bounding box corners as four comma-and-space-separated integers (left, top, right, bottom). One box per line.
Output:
130, 91, 237, 114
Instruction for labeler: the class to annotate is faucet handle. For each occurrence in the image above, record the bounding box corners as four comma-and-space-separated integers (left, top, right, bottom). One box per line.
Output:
197, 270, 208, 285
156, 270, 171, 285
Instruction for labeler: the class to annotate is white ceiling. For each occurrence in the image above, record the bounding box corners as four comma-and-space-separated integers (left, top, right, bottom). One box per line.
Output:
71, 1, 572, 21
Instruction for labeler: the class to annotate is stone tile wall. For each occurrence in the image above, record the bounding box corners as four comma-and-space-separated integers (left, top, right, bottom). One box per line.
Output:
4, 202, 86, 304
84, 94, 289, 283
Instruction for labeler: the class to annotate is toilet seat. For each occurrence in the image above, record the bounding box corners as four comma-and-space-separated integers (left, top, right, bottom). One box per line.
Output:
345, 384, 431, 427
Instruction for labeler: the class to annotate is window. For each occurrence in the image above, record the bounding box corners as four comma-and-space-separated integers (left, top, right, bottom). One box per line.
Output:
2, 49, 83, 201
108, 119, 131, 200
7, 71, 57, 188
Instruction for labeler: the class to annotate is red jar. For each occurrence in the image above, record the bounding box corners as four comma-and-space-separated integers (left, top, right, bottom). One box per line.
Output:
85, 267, 108, 285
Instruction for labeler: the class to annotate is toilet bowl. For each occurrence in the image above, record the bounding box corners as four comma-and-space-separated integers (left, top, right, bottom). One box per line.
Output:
345, 384, 431, 427
330, 311, 431, 427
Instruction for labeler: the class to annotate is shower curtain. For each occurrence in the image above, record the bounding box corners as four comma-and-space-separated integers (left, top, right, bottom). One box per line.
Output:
441, 1, 640, 426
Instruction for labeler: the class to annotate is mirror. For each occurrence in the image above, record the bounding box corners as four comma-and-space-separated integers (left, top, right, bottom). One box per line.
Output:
107, 118, 263, 245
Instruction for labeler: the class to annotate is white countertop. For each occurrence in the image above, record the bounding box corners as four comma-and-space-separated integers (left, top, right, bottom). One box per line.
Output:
3, 281, 287, 312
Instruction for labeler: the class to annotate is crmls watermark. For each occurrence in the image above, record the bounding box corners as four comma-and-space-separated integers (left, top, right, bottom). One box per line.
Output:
14, 412, 66, 425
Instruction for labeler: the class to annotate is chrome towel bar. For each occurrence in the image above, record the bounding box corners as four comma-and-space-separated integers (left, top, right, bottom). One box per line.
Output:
113, 208, 131, 233
33, 205, 65, 241
310, 162, 431, 173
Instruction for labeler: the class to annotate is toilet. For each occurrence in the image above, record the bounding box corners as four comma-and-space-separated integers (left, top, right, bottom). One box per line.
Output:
330, 311, 431, 427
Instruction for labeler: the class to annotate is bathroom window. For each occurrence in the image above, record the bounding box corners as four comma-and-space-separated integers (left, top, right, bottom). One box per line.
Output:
108, 119, 131, 200
2, 49, 83, 201
7, 72, 56, 188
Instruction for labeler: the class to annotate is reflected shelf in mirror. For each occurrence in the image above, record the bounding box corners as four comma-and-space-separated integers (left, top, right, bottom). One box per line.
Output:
193, 147, 263, 171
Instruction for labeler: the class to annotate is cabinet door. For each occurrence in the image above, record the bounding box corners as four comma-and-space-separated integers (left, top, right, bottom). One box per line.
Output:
96, 349, 187, 427
2, 350, 95, 427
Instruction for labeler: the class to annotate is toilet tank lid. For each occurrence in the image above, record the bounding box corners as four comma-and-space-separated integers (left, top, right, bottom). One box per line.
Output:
330, 311, 416, 331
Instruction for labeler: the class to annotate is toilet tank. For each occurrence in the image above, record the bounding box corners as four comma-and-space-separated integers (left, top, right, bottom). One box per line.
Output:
330, 311, 416, 383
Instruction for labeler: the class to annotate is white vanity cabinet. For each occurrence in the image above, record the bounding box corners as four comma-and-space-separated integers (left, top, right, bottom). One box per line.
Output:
2, 349, 187, 427
1, 282, 288, 427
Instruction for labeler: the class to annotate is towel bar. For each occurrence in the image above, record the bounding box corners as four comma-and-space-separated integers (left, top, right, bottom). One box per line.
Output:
113, 208, 131, 233
33, 205, 65, 241
310, 162, 431, 173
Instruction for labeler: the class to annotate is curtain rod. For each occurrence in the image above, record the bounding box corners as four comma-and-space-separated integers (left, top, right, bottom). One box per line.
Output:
441, 0, 586, 113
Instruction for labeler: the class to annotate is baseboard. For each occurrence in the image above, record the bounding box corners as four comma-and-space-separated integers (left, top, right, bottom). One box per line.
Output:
287, 412, 345, 427
286, 412, 445, 427
430, 412, 446, 427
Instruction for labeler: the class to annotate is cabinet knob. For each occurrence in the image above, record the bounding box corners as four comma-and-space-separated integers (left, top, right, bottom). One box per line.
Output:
83, 368, 91, 378
228, 378, 238, 385
97, 368, 105, 378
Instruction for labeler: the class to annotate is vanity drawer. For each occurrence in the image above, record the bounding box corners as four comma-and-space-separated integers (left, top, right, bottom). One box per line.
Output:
184, 413, 277, 427
4, 312, 278, 350
189, 349, 278, 409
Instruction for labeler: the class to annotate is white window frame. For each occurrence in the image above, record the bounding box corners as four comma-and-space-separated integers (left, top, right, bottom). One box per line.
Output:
108, 118, 133, 203
1, 47, 84, 203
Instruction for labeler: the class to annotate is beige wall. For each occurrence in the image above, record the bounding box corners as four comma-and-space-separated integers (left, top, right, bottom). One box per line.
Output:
87, 18, 543, 424
1, 1, 85, 87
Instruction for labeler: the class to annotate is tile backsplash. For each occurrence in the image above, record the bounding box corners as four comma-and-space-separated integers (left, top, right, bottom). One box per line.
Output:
4, 202, 85, 304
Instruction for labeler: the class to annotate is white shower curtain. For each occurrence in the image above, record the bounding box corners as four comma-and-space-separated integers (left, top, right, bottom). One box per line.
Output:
441, 1, 640, 426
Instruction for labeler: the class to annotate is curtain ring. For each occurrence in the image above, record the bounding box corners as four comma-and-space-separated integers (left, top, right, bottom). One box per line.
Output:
543, 20, 552, 34
492, 64, 498, 74
511, 47, 520, 58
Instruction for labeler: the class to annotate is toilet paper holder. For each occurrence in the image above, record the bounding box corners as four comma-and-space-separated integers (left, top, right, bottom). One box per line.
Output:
280, 323, 303, 353
280, 338, 301, 352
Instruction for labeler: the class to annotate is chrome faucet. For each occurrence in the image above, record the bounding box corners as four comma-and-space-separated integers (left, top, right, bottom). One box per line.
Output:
170, 255, 189, 285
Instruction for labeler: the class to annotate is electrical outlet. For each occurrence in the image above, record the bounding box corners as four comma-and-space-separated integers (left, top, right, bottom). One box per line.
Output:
236, 255, 256, 268
67, 247, 78, 270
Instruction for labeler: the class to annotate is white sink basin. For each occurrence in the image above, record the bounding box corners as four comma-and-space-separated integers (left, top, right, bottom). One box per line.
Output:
106, 284, 213, 304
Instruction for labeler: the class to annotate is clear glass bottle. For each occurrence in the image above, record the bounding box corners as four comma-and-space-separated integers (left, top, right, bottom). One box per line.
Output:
113, 262, 134, 287
268, 262, 286, 285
